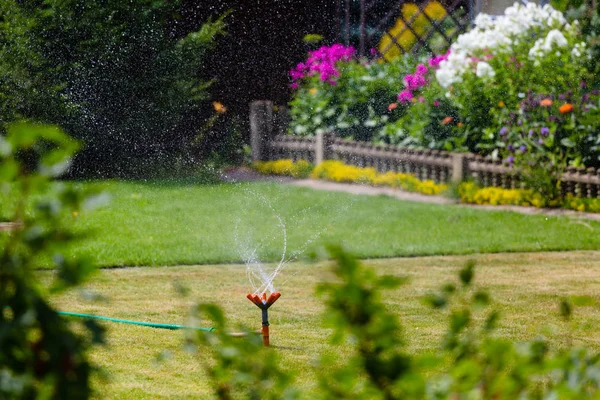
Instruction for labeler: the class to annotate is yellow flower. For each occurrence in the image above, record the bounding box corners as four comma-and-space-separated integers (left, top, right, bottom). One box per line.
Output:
309, 88, 318, 95
212, 101, 226, 114
498, 101, 505, 108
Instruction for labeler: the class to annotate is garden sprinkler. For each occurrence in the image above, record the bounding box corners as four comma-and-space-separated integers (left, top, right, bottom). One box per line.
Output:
246, 291, 281, 346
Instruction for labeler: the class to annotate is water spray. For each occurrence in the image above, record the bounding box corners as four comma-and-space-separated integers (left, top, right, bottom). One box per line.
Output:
246, 291, 281, 346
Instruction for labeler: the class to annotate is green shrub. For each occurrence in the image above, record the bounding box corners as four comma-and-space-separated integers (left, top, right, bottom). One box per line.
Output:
289, 45, 416, 142
0, 122, 105, 398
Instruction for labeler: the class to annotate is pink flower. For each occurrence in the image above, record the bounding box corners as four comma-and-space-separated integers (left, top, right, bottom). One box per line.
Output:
398, 90, 414, 103
418, 96, 425, 103
403, 74, 427, 91
290, 44, 356, 86
433, 100, 440, 107
428, 51, 450, 68
415, 63, 428, 75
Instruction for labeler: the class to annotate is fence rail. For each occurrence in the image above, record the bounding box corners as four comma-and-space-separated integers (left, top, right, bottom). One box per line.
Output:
250, 101, 600, 199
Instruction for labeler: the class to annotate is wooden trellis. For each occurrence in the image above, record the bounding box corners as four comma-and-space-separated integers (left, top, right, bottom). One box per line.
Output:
339, 0, 471, 57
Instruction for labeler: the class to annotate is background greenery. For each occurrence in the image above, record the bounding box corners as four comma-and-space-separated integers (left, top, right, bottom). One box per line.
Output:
0, 0, 227, 177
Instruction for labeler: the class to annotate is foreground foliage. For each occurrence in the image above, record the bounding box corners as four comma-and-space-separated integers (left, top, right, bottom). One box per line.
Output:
0, 122, 103, 398
195, 246, 600, 399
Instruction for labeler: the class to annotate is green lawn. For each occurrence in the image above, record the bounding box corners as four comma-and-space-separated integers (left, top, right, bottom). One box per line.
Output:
45, 251, 600, 399
65, 180, 600, 267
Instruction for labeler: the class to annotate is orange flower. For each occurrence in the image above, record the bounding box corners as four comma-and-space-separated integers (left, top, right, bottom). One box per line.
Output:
498, 101, 505, 108
441, 116, 453, 125
457, 122, 464, 127
212, 101, 227, 114
309, 87, 318, 95
540, 98, 553, 107
559, 103, 573, 114
387, 102, 398, 111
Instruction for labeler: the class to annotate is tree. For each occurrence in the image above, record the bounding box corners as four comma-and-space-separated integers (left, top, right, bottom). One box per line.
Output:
0, 1, 226, 176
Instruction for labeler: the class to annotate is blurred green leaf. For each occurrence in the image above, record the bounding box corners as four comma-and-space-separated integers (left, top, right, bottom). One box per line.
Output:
459, 260, 475, 287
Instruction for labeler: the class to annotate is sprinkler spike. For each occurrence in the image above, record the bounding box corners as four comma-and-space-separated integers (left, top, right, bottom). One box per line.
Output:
262, 325, 270, 346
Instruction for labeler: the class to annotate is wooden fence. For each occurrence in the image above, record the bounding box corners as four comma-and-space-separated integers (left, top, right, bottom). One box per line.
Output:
250, 101, 600, 198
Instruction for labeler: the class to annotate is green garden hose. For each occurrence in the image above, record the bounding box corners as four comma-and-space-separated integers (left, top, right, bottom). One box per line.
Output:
57, 311, 215, 332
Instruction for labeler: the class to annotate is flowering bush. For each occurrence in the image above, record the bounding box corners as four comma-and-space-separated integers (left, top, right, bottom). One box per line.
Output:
287, 3, 600, 206
253, 159, 313, 178
290, 44, 356, 87
435, 2, 595, 153
564, 193, 600, 213
311, 160, 448, 194
311, 160, 378, 184
489, 90, 600, 201
458, 182, 546, 208
289, 45, 415, 141
458, 182, 600, 212
377, 55, 462, 150
253, 159, 448, 195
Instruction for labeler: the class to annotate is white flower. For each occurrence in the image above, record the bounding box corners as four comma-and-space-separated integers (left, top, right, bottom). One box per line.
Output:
543, 29, 568, 51
474, 13, 494, 30
475, 62, 495, 79
528, 38, 545, 59
571, 42, 587, 59
436, 2, 575, 88
436, 67, 459, 88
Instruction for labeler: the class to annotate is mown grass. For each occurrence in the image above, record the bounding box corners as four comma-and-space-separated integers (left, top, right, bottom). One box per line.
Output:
44, 251, 600, 399
53, 180, 600, 267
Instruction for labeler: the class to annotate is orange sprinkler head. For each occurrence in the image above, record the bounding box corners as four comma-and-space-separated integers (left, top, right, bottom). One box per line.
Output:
246, 292, 281, 346
266, 292, 281, 307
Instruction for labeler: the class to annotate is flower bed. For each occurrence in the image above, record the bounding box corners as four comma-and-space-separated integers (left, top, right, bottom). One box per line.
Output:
252, 159, 447, 196
253, 159, 600, 213
458, 182, 600, 212
287, 2, 600, 208
253, 159, 313, 179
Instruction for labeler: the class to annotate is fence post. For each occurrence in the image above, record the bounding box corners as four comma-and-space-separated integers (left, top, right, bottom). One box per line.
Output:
315, 132, 333, 165
250, 100, 274, 162
315, 131, 324, 165
451, 154, 468, 183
